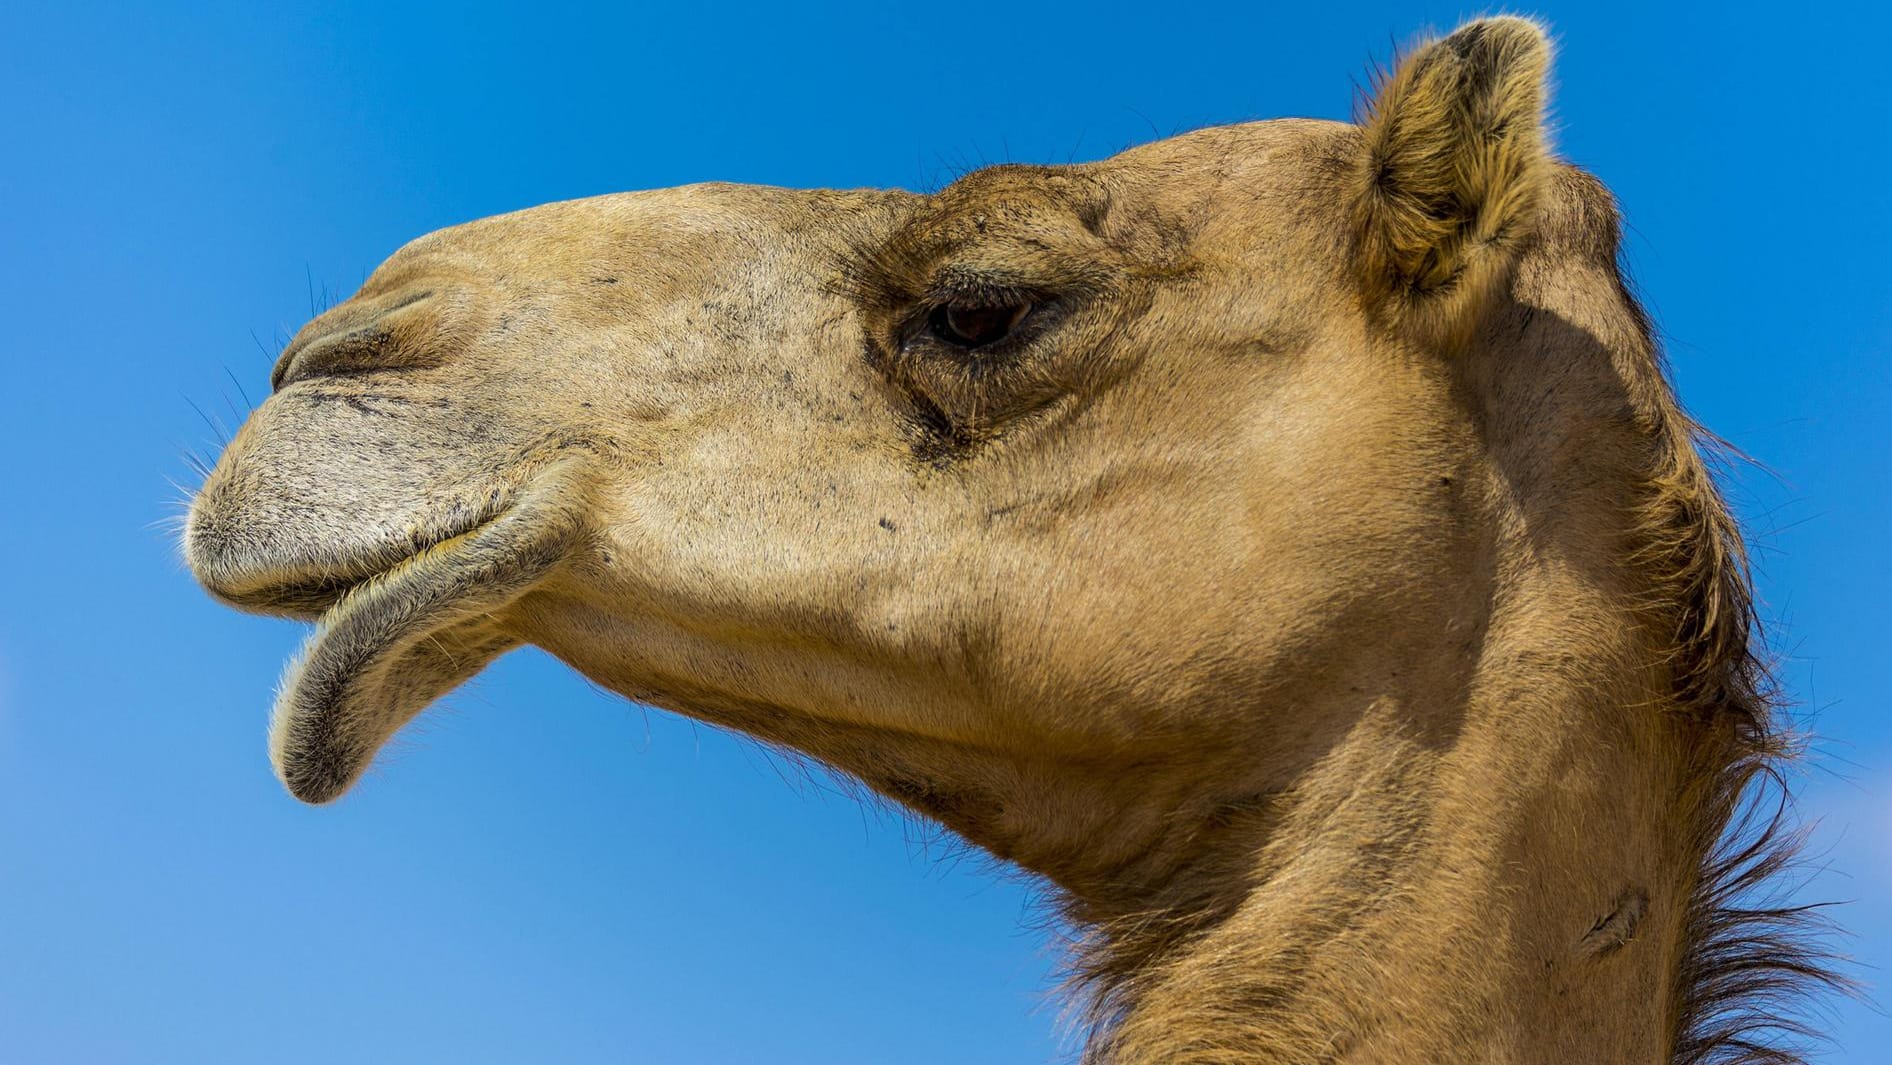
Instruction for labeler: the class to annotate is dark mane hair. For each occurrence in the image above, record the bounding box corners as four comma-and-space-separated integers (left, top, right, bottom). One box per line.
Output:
1613, 223, 1849, 1064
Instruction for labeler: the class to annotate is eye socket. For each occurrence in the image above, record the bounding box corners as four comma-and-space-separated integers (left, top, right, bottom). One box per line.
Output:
927, 299, 1033, 349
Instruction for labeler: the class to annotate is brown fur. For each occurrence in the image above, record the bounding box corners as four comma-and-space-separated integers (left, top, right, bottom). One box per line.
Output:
184, 18, 1839, 1062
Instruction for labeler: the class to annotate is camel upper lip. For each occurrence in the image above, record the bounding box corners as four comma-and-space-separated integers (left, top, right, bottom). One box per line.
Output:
189, 495, 512, 621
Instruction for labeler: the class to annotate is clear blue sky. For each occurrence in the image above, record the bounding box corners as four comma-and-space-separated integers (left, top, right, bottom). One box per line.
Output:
2, 2, 1885, 1061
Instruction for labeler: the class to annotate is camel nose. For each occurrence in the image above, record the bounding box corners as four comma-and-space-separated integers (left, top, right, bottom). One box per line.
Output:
270, 287, 441, 391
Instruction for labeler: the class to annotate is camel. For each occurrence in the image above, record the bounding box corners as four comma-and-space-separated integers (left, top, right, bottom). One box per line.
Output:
183, 18, 1835, 1063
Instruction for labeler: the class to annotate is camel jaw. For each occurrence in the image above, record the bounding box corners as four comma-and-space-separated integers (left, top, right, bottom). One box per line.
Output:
267, 471, 586, 803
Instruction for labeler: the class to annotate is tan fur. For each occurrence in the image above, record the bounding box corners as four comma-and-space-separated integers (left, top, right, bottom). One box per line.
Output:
184, 19, 1835, 1063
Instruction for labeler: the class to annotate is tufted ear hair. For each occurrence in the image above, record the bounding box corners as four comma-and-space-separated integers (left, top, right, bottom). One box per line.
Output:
1352, 17, 1552, 343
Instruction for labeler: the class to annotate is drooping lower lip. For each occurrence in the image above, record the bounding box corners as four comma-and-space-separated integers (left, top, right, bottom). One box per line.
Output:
267, 466, 586, 804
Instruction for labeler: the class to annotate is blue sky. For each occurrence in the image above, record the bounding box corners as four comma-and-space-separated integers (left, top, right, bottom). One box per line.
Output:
2, 1, 1886, 1061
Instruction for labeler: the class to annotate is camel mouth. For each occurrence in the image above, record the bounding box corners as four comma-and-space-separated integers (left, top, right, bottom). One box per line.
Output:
297, 509, 514, 621
210, 570, 385, 620
267, 468, 587, 803
188, 495, 516, 621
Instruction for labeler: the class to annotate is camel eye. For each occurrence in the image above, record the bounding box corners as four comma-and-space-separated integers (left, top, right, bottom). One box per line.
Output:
928, 300, 1031, 349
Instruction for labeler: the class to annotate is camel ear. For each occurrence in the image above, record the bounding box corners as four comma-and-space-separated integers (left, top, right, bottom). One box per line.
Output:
1352, 17, 1552, 341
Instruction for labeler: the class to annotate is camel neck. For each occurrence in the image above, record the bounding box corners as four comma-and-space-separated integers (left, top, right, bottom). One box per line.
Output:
1072, 664, 1693, 1063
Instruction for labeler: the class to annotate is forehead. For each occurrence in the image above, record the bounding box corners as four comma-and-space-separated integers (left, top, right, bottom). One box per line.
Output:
361, 117, 1356, 290
881, 119, 1353, 271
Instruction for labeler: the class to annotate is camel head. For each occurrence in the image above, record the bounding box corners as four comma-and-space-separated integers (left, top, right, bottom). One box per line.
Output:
188, 19, 1823, 1060
193, 16, 1559, 802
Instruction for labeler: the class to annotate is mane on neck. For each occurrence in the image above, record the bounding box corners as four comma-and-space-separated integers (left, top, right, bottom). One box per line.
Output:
1626, 257, 1846, 1065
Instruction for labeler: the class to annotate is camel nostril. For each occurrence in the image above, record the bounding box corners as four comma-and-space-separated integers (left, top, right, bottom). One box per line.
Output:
272, 327, 395, 390
271, 288, 439, 391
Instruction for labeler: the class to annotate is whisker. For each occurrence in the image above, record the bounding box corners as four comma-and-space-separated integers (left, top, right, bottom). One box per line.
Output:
181, 393, 231, 448
222, 363, 255, 413
177, 444, 214, 482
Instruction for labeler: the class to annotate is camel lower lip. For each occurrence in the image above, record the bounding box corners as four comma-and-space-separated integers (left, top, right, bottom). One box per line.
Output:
267, 472, 585, 803
271, 521, 505, 801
